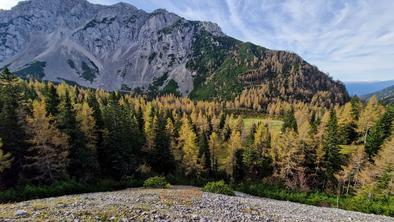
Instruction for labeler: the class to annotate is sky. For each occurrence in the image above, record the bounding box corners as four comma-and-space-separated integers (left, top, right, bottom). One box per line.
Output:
1, 0, 394, 82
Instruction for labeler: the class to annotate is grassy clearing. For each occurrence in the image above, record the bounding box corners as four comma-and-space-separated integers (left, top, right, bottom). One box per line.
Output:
340, 144, 362, 155
243, 117, 283, 138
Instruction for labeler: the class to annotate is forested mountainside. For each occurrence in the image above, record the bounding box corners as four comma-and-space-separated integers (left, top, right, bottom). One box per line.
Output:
0, 0, 348, 105
0, 69, 393, 215
363, 85, 394, 104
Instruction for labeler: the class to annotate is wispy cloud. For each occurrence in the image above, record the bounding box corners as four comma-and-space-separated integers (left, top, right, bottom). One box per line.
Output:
2, 0, 394, 81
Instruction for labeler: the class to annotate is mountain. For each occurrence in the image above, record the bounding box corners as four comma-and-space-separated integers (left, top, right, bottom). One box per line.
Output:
362, 85, 394, 103
0, 0, 348, 104
345, 80, 394, 96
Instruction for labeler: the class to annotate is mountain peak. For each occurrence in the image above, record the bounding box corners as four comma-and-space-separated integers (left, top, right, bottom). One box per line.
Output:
0, 0, 349, 104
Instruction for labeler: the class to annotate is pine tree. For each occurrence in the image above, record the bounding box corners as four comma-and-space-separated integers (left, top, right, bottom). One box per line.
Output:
178, 115, 201, 176
282, 109, 298, 133
57, 91, 91, 180
44, 83, 60, 117
243, 123, 272, 180
198, 133, 211, 174
208, 132, 221, 174
24, 100, 69, 183
151, 113, 175, 174
0, 139, 13, 173
350, 96, 362, 120
225, 130, 242, 179
358, 96, 384, 142
358, 135, 394, 197
0, 68, 26, 187
365, 107, 394, 158
75, 101, 100, 181
143, 103, 155, 152
321, 110, 343, 189
101, 98, 143, 179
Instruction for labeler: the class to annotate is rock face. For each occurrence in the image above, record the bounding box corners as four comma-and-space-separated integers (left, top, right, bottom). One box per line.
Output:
0, 0, 349, 103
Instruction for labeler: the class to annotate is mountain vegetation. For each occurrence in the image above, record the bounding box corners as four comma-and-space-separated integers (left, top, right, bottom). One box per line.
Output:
0, 0, 348, 105
363, 85, 394, 104
0, 69, 392, 216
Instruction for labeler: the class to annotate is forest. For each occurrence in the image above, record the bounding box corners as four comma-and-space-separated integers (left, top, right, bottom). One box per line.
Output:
0, 68, 393, 215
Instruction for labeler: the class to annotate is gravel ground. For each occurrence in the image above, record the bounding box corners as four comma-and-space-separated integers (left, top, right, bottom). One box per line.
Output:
0, 186, 393, 222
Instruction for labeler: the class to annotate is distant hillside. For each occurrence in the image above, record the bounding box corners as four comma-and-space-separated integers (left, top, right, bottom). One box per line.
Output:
362, 85, 394, 103
345, 80, 394, 96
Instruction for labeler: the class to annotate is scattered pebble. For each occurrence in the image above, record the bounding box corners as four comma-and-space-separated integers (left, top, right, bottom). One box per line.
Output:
1, 186, 393, 222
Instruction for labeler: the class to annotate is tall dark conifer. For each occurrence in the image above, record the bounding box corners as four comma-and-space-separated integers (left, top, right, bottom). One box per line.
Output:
365, 106, 394, 158
321, 110, 343, 189
282, 109, 298, 133
0, 68, 26, 188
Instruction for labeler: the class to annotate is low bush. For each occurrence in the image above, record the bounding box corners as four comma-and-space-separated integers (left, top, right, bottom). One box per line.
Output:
202, 180, 235, 196
143, 176, 170, 188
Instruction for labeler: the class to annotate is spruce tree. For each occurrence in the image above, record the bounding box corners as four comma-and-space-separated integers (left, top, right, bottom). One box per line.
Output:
0, 139, 13, 173
322, 110, 343, 189
151, 112, 175, 174
365, 106, 394, 158
0, 68, 26, 188
57, 91, 90, 180
198, 133, 211, 174
282, 109, 298, 133
45, 83, 60, 117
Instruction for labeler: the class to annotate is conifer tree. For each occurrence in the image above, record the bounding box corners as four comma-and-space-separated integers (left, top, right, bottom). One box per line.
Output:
282, 109, 298, 133
0, 139, 13, 173
243, 123, 273, 180
24, 100, 69, 183
0, 68, 26, 187
178, 115, 201, 176
321, 110, 343, 189
57, 91, 91, 180
225, 130, 242, 179
198, 133, 211, 174
44, 83, 60, 117
208, 132, 221, 174
151, 113, 175, 174
365, 107, 394, 158
101, 98, 143, 179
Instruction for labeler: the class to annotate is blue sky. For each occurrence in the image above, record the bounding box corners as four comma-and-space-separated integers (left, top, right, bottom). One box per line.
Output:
2, 0, 394, 81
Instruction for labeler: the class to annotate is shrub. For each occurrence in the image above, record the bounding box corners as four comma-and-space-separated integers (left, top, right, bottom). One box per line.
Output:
203, 180, 235, 196
143, 176, 170, 189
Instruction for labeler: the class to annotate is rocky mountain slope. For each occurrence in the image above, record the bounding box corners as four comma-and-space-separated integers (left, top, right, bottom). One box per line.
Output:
0, 0, 349, 103
363, 85, 394, 103
1, 186, 392, 221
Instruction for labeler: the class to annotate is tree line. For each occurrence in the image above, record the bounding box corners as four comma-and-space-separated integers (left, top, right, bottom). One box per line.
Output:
0, 68, 392, 201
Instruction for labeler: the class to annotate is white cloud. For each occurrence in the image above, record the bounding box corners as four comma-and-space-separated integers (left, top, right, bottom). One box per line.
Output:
0, 0, 21, 9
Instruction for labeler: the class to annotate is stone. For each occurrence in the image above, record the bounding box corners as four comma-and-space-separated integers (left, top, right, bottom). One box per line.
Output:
15, 210, 28, 217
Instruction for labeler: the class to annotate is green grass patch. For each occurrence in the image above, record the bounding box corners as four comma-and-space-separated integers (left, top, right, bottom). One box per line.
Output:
243, 117, 283, 138
340, 144, 362, 155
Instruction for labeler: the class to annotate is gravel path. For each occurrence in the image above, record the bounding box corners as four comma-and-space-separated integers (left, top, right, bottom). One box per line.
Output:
0, 186, 392, 222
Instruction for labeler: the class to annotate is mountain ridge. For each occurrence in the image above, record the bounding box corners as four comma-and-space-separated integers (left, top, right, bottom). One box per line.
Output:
0, 0, 349, 104
362, 84, 394, 103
